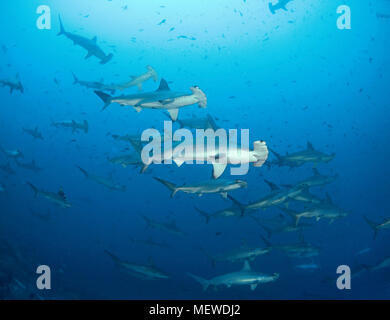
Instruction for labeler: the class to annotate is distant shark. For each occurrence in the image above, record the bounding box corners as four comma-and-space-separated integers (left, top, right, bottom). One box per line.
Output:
105, 250, 169, 280
0, 147, 24, 159
245, 179, 306, 211
58, 15, 113, 64
188, 260, 279, 291
117, 65, 158, 91
15, 159, 41, 173
201, 245, 270, 267
108, 152, 149, 173
72, 73, 116, 94
52, 120, 89, 134
22, 127, 44, 140
364, 216, 390, 239
176, 113, 218, 130
261, 235, 320, 258
95, 78, 207, 121
0, 74, 24, 94
0, 162, 15, 175
269, 142, 335, 168
295, 168, 338, 188
195, 195, 246, 223
154, 177, 247, 198
76, 166, 126, 192
142, 215, 186, 236
280, 193, 348, 226
269, 0, 293, 14
27, 182, 71, 208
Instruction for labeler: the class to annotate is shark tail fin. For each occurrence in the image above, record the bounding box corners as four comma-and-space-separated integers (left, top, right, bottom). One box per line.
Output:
140, 164, 149, 174
104, 250, 121, 264
199, 248, 216, 268
360, 264, 372, 272
251, 216, 273, 238
176, 119, 184, 128
278, 206, 299, 225
71, 72, 78, 84
194, 207, 211, 224
58, 15, 65, 36
268, 3, 276, 14
83, 120, 89, 133
94, 90, 112, 111
227, 195, 246, 216
269, 147, 282, 160
207, 114, 218, 130
76, 166, 89, 178
260, 234, 273, 248
187, 272, 209, 291
26, 182, 39, 197
363, 216, 378, 239
261, 224, 273, 239
153, 177, 178, 197
141, 215, 152, 228
100, 53, 114, 65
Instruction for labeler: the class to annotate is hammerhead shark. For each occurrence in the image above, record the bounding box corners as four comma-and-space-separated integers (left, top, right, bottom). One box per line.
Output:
57, 15, 113, 64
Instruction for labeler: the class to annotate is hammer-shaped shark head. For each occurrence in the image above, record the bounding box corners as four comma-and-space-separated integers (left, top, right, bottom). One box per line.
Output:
147, 65, 158, 81
190, 86, 207, 108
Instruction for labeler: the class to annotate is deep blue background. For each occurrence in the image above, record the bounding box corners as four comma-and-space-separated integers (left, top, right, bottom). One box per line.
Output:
0, 0, 389, 299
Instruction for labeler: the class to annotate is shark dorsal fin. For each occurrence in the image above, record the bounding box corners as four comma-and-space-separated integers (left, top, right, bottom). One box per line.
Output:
92, 36, 97, 43
147, 256, 155, 266
156, 78, 170, 91
264, 179, 279, 191
298, 231, 306, 244
242, 260, 251, 271
326, 192, 333, 204
58, 187, 65, 198
307, 142, 314, 151
312, 168, 320, 176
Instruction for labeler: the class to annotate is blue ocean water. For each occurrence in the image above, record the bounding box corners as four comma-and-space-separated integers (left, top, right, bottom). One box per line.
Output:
0, 0, 389, 300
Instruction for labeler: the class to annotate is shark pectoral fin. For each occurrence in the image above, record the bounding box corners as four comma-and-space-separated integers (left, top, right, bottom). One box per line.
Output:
133, 106, 142, 113
173, 157, 185, 167
220, 192, 228, 199
137, 83, 142, 91
250, 283, 258, 291
212, 162, 227, 179
242, 260, 251, 271
85, 51, 93, 59
316, 217, 321, 222
282, 6, 288, 11
140, 164, 149, 173
167, 109, 179, 121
